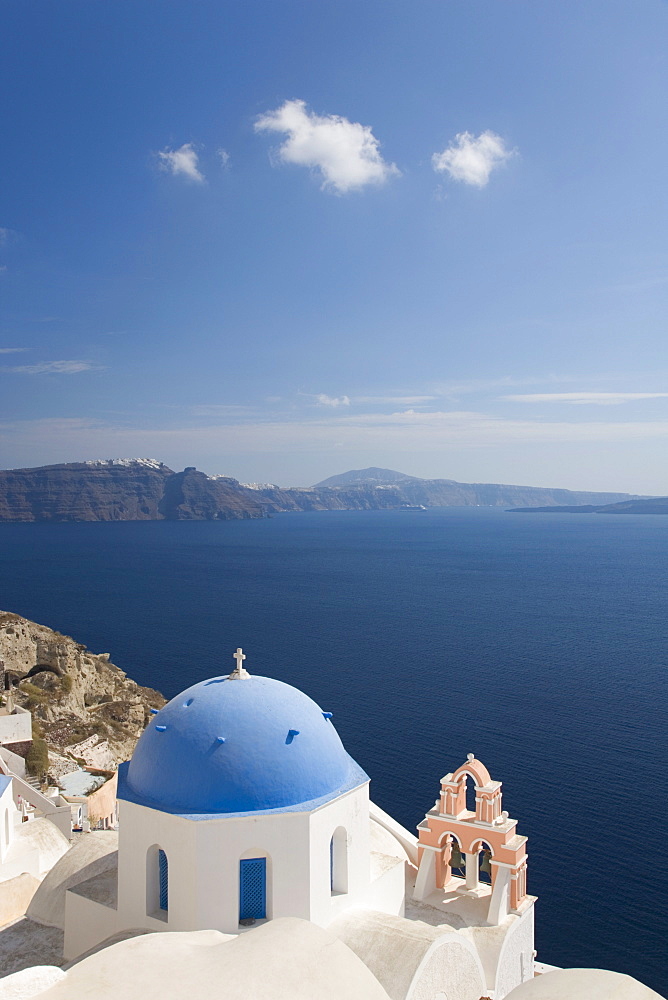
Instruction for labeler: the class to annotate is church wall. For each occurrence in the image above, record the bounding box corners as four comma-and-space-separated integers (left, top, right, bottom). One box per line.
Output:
64, 890, 122, 961
193, 809, 312, 932
494, 904, 535, 999
360, 856, 405, 917
0, 871, 40, 926
0, 843, 41, 883
407, 936, 486, 1000
115, 800, 199, 931
112, 787, 379, 938
310, 785, 380, 927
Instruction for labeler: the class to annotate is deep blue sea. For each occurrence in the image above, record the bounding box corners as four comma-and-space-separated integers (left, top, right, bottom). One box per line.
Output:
0, 507, 666, 991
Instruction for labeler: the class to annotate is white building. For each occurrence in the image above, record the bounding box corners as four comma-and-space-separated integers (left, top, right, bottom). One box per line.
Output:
54, 649, 539, 1000
64, 650, 405, 957
0, 772, 70, 890
0, 702, 32, 750
0, 704, 72, 890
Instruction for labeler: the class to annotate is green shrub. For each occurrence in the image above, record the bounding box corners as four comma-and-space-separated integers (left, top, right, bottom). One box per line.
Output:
26, 738, 49, 778
60, 674, 73, 694
21, 681, 47, 700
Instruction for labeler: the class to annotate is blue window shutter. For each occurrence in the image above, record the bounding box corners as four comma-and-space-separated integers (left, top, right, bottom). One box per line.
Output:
158, 849, 168, 911
330, 836, 334, 890
239, 858, 266, 920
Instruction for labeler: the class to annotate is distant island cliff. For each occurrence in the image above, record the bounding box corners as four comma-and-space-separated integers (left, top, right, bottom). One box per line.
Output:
0, 459, 644, 523
509, 497, 668, 514
0, 460, 267, 523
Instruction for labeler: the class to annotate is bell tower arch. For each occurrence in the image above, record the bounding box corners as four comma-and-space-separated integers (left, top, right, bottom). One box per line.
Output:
414, 754, 531, 927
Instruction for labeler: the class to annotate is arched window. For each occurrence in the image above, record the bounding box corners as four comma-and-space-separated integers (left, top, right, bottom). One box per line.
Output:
158, 849, 168, 911
465, 774, 477, 814
146, 844, 168, 919
330, 827, 348, 895
239, 857, 266, 922
445, 834, 465, 877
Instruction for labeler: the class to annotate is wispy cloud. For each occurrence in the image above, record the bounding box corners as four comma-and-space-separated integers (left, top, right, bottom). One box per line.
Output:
304, 393, 351, 407
437, 376, 544, 397
502, 392, 668, 406
255, 99, 400, 194
432, 130, 515, 187
0, 347, 30, 355
0, 360, 103, 375
4, 411, 668, 470
191, 404, 254, 417
435, 373, 645, 398
157, 143, 205, 183
217, 149, 230, 168
353, 395, 437, 405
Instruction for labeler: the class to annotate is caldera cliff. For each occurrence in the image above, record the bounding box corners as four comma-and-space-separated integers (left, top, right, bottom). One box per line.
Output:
0, 610, 165, 775
0, 460, 642, 522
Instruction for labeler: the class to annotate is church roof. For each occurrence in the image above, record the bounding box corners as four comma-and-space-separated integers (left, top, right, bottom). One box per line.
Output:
11, 919, 392, 1000
119, 668, 368, 817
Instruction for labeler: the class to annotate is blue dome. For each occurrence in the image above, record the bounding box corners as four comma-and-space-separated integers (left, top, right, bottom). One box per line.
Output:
122, 674, 367, 816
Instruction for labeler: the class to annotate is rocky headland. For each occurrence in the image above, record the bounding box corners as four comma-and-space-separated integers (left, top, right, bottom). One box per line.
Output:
0, 611, 165, 777
0, 460, 266, 523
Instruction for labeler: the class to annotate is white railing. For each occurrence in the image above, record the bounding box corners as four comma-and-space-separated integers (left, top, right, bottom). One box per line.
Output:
11, 773, 72, 839
0, 745, 27, 778
369, 799, 418, 866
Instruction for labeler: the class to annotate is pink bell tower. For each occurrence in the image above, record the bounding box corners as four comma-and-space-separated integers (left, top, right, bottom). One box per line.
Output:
413, 754, 531, 924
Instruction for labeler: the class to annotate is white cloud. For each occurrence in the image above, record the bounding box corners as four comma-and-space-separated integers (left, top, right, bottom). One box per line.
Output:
4, 411, 668, 474
217, 149, 230, 167
0, 348, 29, 354
255, 99, 400, 194
307, 393, 351, 407
502, 392, 668, 406
157, 143, 205, 183
432, 130, 515, 187
0, 360, 102, 375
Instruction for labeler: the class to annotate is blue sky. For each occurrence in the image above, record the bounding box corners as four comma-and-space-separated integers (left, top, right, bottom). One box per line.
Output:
1, 0, 668, 492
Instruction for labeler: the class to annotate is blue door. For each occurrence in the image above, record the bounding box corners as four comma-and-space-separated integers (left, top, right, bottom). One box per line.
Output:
239, 857, 266, 920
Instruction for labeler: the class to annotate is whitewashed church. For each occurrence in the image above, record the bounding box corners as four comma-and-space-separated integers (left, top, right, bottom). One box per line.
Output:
52, 648, 540, 1000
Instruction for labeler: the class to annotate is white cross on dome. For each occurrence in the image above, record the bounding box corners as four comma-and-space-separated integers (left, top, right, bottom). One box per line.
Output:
229, 647, 250, 679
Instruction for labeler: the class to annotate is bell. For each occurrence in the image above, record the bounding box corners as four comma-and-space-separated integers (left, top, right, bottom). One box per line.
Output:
449, 845, 464, 870
480, 851, 492, 874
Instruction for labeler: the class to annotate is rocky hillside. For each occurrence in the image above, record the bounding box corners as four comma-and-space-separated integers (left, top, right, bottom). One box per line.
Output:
0, 460, 265, 522
0, 611, 165, 772
281, 468, 640, 510
158, 468, 265, 520
316, 467, 426, 487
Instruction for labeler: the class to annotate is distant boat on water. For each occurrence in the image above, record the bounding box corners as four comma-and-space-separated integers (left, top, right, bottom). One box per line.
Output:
399, 504, 426, 511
